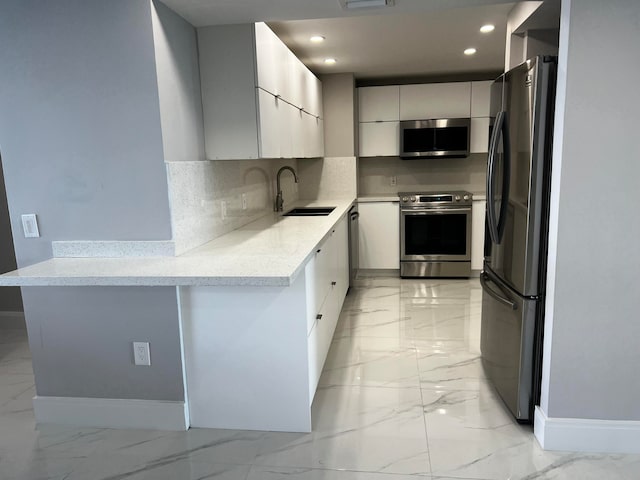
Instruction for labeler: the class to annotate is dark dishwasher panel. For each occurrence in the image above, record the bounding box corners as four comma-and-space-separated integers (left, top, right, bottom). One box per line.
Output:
348, 205, 359, 289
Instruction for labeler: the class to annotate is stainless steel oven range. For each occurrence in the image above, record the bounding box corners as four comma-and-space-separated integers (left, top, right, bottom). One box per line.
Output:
399, 191, 472, 278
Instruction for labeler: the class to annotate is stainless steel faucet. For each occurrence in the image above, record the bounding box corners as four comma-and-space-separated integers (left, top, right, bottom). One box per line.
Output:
275, 166, 298, 212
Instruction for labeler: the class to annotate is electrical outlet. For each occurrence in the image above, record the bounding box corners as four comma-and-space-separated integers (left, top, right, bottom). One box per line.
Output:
21, 214, 40, 238
133, 342, 151, 366
390, 175, 397, 186
241, 193, 247, 210
221, 200, 227, 220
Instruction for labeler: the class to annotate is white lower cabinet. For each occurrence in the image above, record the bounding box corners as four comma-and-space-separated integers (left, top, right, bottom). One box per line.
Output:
181, 214, 349, 433
358, 201, 399, 269
307, 215, 348, 401
471, 199, 486, 270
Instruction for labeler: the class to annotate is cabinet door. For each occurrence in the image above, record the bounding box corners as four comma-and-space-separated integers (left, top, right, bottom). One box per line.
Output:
358, 202, 400, 269
303, 71, 323, 118
471, 200, 486, 270
470, 117, 491, 154
358, 86, 400, 122
287, 50, 305, 109
257, 89, 281, 158
359, 122, 399, 157
254, 22, 281, 97
290, 107, 305, 159
471, 80, 492, 118
400, 83, 471, 120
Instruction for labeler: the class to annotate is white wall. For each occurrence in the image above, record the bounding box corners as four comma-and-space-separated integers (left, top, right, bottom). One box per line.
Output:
538, 0, 640, 451
0, 0, 184, 402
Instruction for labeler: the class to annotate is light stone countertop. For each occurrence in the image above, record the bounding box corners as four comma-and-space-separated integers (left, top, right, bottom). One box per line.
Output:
357, 195, 400, 202
0, 198, 356, 287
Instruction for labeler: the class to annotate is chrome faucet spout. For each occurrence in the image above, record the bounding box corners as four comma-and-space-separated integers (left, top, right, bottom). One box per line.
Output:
275, 166, 298, 212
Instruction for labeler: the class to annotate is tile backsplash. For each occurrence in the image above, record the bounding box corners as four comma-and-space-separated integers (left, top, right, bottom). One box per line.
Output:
358, 154, 487, 195
167, 159, 298, 254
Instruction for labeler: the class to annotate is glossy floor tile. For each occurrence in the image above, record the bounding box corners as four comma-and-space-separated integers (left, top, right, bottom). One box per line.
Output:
1, 278, 639, 479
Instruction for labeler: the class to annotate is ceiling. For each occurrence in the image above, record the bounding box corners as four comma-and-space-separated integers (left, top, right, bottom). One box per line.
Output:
160, 0, 556, 80
269, 5, 512, 79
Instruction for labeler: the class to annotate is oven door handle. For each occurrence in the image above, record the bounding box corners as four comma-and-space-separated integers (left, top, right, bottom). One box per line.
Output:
480, 272, 517, 310
401, 208, 471, 214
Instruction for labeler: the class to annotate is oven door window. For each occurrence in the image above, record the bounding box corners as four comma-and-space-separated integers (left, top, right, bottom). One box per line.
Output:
403, 212, 469, 258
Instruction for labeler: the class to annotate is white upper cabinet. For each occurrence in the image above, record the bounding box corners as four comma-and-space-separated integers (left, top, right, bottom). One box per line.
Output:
470, 117, 491, 153
400, 83, 471, 120
198, 22, 323, 160
471, 81, 492, 118
254, 22, 287, 98
359, 86, 400, 122
359, 122, 399, 157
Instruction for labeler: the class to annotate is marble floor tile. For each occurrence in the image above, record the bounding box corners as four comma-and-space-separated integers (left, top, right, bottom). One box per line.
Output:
247, 465, 430, 479
0, 328, 28, 344
422, 386, 566, 479
255, 385, 430, 475
64, 458, 252, 480
1, 278, 639, 480
319, 336, 419, 388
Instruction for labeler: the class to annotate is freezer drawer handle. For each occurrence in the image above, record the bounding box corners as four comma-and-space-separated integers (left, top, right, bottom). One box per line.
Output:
480, 272, 517, 310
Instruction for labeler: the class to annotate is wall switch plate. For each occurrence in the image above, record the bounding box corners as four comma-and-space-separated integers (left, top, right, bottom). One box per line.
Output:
241, 193, 247, 210
221, 200, 227, 220
389, 175, 397, 186
133, 342, 151, 366
21, 214, 40, 238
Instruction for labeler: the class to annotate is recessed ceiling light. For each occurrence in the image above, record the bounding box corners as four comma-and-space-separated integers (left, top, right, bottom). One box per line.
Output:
324, 58, 337, 65
480, 24, 495, 33
464, 48, 477, 56
310, 35, 325, 43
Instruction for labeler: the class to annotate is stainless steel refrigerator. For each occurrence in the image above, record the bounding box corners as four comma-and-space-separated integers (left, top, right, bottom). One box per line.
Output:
480, 56, 557, 423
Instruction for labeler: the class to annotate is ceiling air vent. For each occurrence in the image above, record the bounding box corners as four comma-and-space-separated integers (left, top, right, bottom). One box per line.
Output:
338, 0, 395, 10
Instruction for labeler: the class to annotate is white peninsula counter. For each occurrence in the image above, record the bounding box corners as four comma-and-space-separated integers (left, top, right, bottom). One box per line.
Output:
0, 198, 356, 433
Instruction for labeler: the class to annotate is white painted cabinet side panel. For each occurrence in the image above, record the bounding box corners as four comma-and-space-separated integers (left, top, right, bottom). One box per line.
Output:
358, 86, 400, 122
198, 25, 259, 159
358, 202, 400, 269
470, 117, 491, 154
181, 279, 311, 432
400, 82, 471, 120
359, 122, 399, 157
472, 200, 486, 270
471, 80, 492, 118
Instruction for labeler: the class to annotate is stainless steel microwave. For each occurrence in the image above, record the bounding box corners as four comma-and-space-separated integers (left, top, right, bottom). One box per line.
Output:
399, 118, 470, 159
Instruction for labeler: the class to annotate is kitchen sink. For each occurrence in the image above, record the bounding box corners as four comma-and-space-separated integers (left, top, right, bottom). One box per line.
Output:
283, 207, 335, 216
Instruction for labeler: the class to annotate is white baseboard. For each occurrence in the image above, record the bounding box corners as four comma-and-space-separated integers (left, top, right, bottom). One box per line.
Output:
33, 396, 189, 431
0, 311, 25, 329
534, 406, 640, 454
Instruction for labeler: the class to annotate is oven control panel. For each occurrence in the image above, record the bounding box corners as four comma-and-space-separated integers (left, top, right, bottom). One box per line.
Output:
399, 191, 472, 207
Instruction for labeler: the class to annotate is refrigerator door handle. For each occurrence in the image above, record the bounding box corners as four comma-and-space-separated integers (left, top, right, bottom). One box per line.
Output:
486, 110, 511, 245
480, 272, 517, 310
496, 113, 511, 243
486, 111, 504, 244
